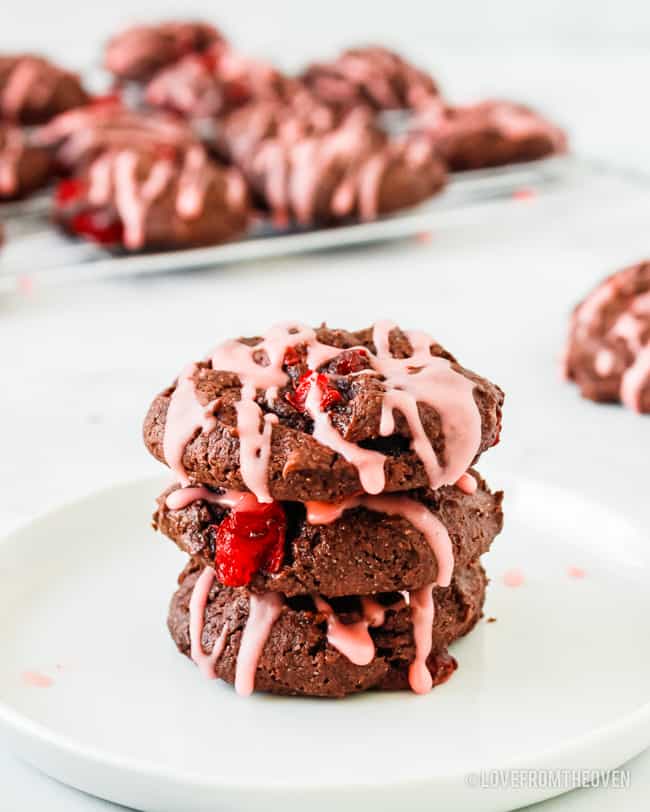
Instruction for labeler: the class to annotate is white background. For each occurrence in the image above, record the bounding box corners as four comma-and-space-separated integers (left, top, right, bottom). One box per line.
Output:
1, 2, 650, 809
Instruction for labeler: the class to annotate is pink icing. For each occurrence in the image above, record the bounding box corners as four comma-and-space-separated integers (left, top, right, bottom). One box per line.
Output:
313, 596, 375, 666
373, 320, 482, 490
22, 671, 53, 688
621, 346, 650, 412
306, 492, 454, 587
455, 472, 477, 494
188, 566, 284, 697
304, 378, 387, 494
407, 584, 435, 694
594, 349, 615, 377
234, 592, 284, 697
0, 127, 24, 195
360, 595, 405, 628
2, 59, 42, 118
165, 485, 245, 511
188, 567, 228, 679
163, 363, 217, 487
503, 568, 525, 587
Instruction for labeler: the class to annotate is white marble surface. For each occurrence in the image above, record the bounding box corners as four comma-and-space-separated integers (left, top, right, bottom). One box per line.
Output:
2, 5, 650, 808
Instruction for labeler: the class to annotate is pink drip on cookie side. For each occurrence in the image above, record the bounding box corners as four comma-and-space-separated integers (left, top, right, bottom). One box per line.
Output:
234, 592, 284, 697
372, 320, 482, 490
306, 491, 454, 586
407, 584, 435, 694
188, 567, 228, 679
0, 127, 24, 195
314, 596, 376, 666
163, 363, 218, 487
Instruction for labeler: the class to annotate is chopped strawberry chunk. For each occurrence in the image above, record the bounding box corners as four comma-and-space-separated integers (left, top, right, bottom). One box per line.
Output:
70, 211, 124, 246
283, 346, 300, 367
213, 500, 286, 587
55, 178, 87, 207
286, 370, 342, 412
332, 349, 369, 375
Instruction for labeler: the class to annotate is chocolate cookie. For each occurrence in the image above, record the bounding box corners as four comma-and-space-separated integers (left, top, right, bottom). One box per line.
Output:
0, 124, 53, 200
53, 144, 250, 250
143, 322, 504, 502
216, 106, 446, 225
167, 558, 486, 697
104, 20, 223, 82
0, 55, 88, 125
145, 44, 288, 118
415, 99, 566, 171
302, 46, 439, 113
564, 261, 650, 413
35, 100, 197, 175
155, 471, 503, 596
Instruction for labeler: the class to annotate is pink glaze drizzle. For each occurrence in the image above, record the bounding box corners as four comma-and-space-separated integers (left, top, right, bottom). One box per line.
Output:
373, 320, 482, 489
306, 492, 454, 587
407, 585, 435, 694
0, 127, 24, 195
165, 485, 246, 511
163, 363, 217, 486
234, 592, 284, 697
503, 568, 525, 587
2, 59, 42, 118
188, 567, 228, 679
455, 472, 477, 494
22, 671, 53, 688
313, 596, 376, 666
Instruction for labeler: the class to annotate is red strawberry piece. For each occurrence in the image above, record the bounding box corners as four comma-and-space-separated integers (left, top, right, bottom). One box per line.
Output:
285, 371, 342, 412
70, 210, 124, 246
213, 499, 286, 587
283, 346, 300, 367
332, 349, 369, 375
55, 178, 87, 207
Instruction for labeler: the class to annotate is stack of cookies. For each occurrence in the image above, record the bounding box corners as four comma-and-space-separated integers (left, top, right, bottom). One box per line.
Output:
143, 322, 505, 698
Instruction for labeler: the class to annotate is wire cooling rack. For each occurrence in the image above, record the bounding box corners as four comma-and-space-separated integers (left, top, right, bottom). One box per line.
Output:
0, 155, 589, 293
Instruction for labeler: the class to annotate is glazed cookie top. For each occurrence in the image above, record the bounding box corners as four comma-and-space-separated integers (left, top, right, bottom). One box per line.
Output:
565, 261, 650, 413
414, 99, 566, 166
302, 46, 439, 112
0, 55, 88, 125
35, 99, 197, 173
145, 43, 288, 118
143, 322, 504, 502
104, 20, 223, 82
54, 144, 249, 250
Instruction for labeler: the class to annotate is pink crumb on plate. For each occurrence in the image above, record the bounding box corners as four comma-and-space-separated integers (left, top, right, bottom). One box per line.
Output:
503, 568, 525, 587
567, 566, 586, 579
512, 187, 536, 201
22, 671, 53, 688
416, 231, 432, 243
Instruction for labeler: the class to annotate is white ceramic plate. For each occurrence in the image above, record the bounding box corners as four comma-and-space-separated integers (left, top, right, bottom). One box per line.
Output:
0, 474, 648, 812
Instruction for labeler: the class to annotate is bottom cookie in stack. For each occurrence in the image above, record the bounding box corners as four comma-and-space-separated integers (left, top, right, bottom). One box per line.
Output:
168, 558, 487, 698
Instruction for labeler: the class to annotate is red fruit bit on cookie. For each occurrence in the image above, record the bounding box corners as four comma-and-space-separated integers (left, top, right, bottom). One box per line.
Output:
70, 211, 124, 246
286, 371, 342, 412
55, 178, 86, 207
214, 499, 286, 587
332, 349, 369, 375
283, 346, 301, 367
